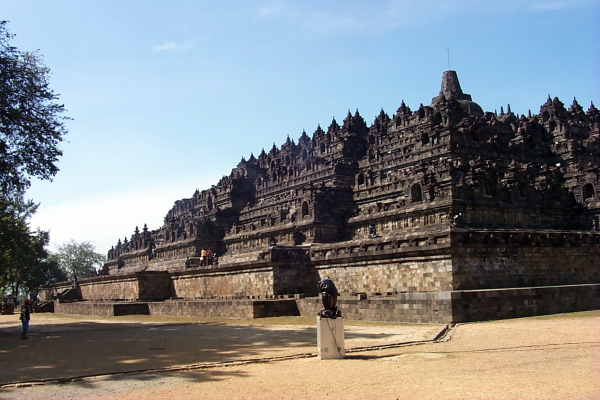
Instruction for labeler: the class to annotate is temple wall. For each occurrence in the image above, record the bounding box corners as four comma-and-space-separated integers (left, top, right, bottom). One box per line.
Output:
79, 275, 140, 301
452, 232, 600, 290
55, 301, 118, 317
297, 284, 600, 324
457, 205, 589, 230
136, 271, 172, 300
348, 203, 452, 240
453, 251, 599, 290
313, 255, 454, 295
55, 302, 150, 317
43, 248, 600, 324
38, 282, 69, 301
171, 264, 277, 299
48, 283, 599, 322
148, 299, 300, 319
154, 242, 198, 262
145, 258, 189, 273
40, 272, 172, 302
297, 294, 453, 324
450, 284, 600, 322
272, 264, 321, 296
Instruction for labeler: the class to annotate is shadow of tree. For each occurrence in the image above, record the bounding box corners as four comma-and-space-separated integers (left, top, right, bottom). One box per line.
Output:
0, 317, 412, 387
43, 367, 250, 391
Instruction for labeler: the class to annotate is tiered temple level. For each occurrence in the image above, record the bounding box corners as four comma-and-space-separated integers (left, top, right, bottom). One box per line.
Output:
104, 71, 599, 284
39, 71, 592, 323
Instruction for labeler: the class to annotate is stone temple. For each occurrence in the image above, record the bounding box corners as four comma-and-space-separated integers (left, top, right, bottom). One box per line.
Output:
41, 71, 600, 323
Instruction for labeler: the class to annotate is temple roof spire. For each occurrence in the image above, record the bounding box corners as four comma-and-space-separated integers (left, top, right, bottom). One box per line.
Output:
431, 70, 483, 116
439, 71, 467, 99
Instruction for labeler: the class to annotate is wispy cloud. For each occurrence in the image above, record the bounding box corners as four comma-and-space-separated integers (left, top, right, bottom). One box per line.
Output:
257, 0, 597, 35
529, 0, 595, 11
260, 1, 287, 17
152, 41, 195, 52
257, 1, 467, 34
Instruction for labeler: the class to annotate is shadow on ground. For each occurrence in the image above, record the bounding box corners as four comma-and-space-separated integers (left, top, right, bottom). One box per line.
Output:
0, 315, 440, 386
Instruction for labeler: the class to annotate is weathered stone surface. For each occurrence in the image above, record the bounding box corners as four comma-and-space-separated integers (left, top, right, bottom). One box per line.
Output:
53, 299, 300, 319
43, 71, 600, 323
449, 284, 600, 322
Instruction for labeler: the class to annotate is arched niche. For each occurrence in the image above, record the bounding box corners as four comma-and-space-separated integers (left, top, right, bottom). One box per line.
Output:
357, 173, 365, 186
301, 201, 309, 217
411, 183, 422, 203
517, 181, 527, 199
542, 111, 550, 122
583, 183, 595, 202
483, 179, 495, 197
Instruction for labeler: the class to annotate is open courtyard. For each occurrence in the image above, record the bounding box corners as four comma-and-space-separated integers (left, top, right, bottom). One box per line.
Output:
0, 310, 598, 400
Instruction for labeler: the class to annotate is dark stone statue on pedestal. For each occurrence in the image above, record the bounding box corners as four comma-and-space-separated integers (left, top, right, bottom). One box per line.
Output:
317, 276, 341, 319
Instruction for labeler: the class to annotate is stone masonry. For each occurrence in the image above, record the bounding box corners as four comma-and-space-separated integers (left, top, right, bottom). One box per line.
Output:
41, 71, 600, 323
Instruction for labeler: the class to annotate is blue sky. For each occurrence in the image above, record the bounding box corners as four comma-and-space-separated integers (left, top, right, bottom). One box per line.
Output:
2, 0, 599, 255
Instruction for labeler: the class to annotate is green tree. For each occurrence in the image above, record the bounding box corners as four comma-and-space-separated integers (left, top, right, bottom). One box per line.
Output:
1, 20, 69, 198
0, 21, 68, 293
0, 198, 50, 296
51, 240, 106, 279
22, 257, 68, 297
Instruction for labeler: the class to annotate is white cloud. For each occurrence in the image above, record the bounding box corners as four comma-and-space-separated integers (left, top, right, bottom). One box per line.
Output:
152, 41, 195, 52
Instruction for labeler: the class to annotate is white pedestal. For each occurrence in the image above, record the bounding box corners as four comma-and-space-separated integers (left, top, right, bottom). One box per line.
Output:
317, 316, 345, 359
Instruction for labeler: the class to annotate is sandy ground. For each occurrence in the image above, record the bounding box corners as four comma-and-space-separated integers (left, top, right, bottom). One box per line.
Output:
0, 310, 598, 400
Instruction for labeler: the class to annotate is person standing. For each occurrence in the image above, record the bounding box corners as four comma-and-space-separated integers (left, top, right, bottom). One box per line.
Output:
206, 248, 213, 265
200, 248, 207, 266
20, 299, 31, 339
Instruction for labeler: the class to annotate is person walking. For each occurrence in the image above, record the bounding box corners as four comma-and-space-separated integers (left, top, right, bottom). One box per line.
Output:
20, 299, 31, 339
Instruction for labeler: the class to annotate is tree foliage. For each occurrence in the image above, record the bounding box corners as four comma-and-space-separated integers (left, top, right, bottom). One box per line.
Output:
0, 198, 50, 295
0, 21, 69, 296
50, 240, 106, 279
0, 20, 69, 198
22, 257, 68, 296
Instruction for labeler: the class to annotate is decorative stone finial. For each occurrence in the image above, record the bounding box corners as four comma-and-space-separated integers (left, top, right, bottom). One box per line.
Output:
314, 124, 324, 136
431, 71, 482, 116
440, 71, 466, 98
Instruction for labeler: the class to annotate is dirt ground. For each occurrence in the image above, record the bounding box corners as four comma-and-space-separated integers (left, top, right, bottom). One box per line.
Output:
0, 310, 598, 400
